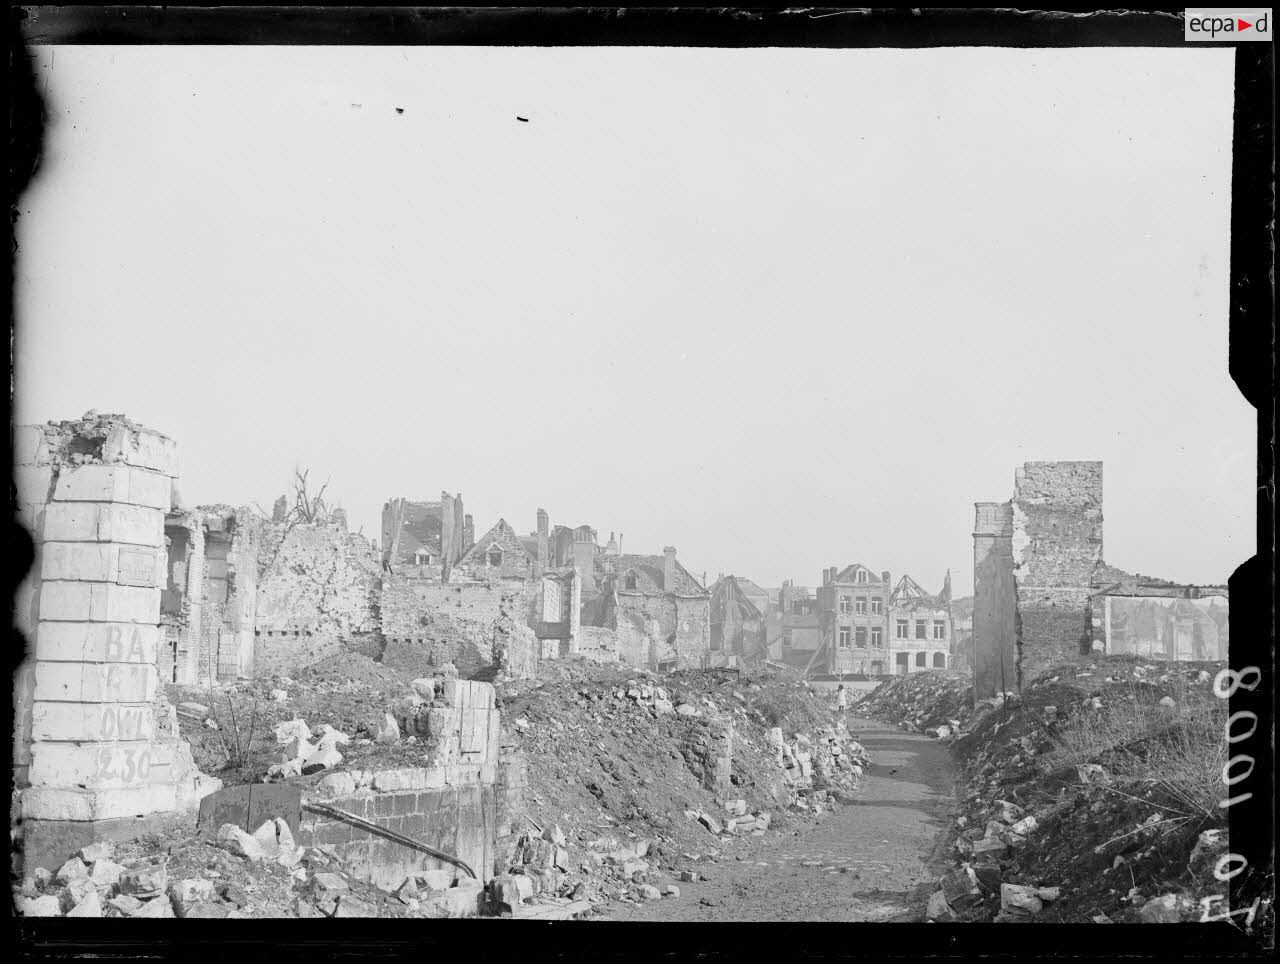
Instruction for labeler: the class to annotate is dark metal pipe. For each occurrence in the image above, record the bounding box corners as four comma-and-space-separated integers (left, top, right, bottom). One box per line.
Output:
302, 801, 478, 879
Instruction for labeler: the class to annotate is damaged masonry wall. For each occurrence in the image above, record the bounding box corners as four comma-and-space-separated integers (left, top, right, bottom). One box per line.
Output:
973, 461, 1103, 700
253, 518, 381, 677
297, 680, 502, 890
11, 413, 221, 871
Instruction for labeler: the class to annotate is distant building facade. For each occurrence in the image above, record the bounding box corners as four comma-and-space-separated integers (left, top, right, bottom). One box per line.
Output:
816, 564, 892, 676
887, 574, 951, 674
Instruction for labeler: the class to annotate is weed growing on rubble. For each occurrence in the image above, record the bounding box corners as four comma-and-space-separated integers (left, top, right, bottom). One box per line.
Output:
1046, 679, 1227, 823
211, 694, 264, 781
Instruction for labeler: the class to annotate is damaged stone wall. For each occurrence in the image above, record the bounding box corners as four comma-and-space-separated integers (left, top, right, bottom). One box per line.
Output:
199, 507, 262, 684
379, 578, 537, 681
298, 680, 500, 889
679, 716, 734, 794
159, 513, 205, 686
11, 414, 220, 872
972, 502, 1016, 701
973, 461, 1104, 701
615, 593, 712, 670
1010, 462, 1103, 684
253, 520, 380, 677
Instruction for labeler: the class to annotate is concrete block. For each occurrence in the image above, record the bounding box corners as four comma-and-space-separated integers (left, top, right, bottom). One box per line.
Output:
14, 425, 50, 466
486, 709, 500, 765
40, 543, 164, 587
445, 764, 481, 787
42, 504, 165, 547
34, 661, 158, 703
100, 426, 179, 477
52, 464, 172, 510
372, 768, 425, 793
32, 701, 157, 742
460, 708, 485, 755
39, 582, 160, 624
14, 464, 55, 507
22, 783, 180, 821
29, 741, 175, 789
35, 622, 159, 664
16, 501, 45, 540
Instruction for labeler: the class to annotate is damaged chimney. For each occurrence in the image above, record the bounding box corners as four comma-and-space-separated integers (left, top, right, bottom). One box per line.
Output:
663, 546, 677, 591
536, 508, 549, 577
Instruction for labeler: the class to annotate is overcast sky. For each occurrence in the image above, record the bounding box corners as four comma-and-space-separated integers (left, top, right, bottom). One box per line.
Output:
14, 46, 1250, 595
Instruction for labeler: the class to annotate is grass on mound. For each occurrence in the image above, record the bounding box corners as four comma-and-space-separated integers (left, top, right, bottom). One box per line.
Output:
1044, 677, 1228, 826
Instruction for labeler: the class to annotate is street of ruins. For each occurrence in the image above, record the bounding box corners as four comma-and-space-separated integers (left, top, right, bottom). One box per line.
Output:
10, 412, 1236, 925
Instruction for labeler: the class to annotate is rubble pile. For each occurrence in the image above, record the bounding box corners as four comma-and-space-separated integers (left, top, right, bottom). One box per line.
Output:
12, 816, 500, 920
856, 670, 975, 738
171, 654, 454, 784
494, 658, 872, 906
879, 655, 1242, 925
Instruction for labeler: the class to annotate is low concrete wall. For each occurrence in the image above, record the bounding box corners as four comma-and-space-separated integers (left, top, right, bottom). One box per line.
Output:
300, 767, 495, 890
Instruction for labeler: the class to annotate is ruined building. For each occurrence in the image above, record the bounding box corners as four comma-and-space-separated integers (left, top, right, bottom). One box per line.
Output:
381, 493, 469, 579
973, 461, 1104, 699
580, 547, 712, 671
455, 518, 537, 582
708, 575, 767, 668
767, 581, 821, 667
160, 505, 261, 686
886, 573, 952, 674
12, 414, 221, 869
1090, 570, 1229, 662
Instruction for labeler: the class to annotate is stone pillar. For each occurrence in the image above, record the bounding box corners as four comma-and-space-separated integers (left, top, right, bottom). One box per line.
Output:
973, 501, 1016, 702
13, 425, 56, 790
17, 416, 220, 869
534, 509, 548, 578
568, 567, 581, 654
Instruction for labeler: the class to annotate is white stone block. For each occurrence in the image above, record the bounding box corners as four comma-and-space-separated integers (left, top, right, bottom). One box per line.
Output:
53, 464, 172, 510
486, 709, 501, 765
15, 501, 45, 539
29, 741, 175, 789
33, 661, 158, 703
13, 425, 49, 466
21, 783, 179, 821
40, 543, 164, 587
31, 701, 157, 742
14, 464, 55, 507
100, 426, 179, 477
42, 503, 165, 547
39, 582, 160, 624
35, 622, 159, 664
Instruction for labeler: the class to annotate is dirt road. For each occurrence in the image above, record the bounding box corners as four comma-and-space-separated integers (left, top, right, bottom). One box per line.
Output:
600, 718, 956, 922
